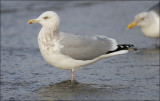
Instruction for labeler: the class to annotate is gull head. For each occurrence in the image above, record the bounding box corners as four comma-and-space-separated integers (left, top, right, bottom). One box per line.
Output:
28, 11, 60, 27
128, 12, 151, 29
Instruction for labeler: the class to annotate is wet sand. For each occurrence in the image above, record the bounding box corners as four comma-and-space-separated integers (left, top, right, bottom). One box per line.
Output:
1, 1, 159, 100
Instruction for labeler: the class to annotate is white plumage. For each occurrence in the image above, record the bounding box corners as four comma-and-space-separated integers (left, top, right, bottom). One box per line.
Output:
28, 11, 136, 81
128, 3, 160, 45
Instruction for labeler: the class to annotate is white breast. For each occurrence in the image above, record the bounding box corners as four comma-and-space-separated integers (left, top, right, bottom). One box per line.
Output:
141, 12, 160, 38
37, 30, 87, 70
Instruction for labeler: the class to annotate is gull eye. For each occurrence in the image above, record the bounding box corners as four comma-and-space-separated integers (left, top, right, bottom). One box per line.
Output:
43, 16, 49, 20
141, 17, 145, 20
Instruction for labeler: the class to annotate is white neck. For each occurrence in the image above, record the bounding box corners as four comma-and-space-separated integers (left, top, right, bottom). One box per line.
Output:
38, 25, 61, 47
141, 12, 159, 38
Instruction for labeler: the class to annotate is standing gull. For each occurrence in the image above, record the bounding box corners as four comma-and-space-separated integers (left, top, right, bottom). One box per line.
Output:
128, 2, 160, 45
28, 11, 136, 81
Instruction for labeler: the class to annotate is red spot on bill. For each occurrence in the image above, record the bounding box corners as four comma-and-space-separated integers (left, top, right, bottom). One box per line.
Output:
29, 22, 32, 24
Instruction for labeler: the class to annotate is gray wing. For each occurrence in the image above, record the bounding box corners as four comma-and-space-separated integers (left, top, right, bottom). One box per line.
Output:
59, 33, 117, 60
149, 2, 160, 16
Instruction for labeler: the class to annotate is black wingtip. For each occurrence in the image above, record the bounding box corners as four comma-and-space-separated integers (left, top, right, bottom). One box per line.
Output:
119, 44, 137, 51
106, 44, 137, 54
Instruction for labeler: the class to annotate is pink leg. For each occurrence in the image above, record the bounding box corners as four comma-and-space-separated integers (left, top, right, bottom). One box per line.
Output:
71, 70, 74, 82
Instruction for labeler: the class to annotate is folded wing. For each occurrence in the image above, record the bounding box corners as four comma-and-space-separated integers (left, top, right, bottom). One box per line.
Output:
59, 33, 118, 60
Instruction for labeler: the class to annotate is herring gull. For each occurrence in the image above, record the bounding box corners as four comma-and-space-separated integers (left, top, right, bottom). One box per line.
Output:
128, 2, 160, 45
28, 11, 136, 81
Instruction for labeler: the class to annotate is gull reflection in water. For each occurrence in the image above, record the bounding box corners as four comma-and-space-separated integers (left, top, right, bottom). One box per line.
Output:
35, 80, 128, 100
141, 46, 160, 53
136, 46, 160, 55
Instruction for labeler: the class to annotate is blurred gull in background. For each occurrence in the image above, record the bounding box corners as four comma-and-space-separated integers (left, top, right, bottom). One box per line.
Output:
128, 2, 160, 46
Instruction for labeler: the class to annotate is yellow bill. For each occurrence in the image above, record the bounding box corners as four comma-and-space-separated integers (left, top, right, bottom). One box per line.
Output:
127, 21, 137, 29
28, 19, 39, 24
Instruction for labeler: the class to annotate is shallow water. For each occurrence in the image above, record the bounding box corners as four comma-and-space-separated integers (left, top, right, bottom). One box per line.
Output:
1, 1, 159, 100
